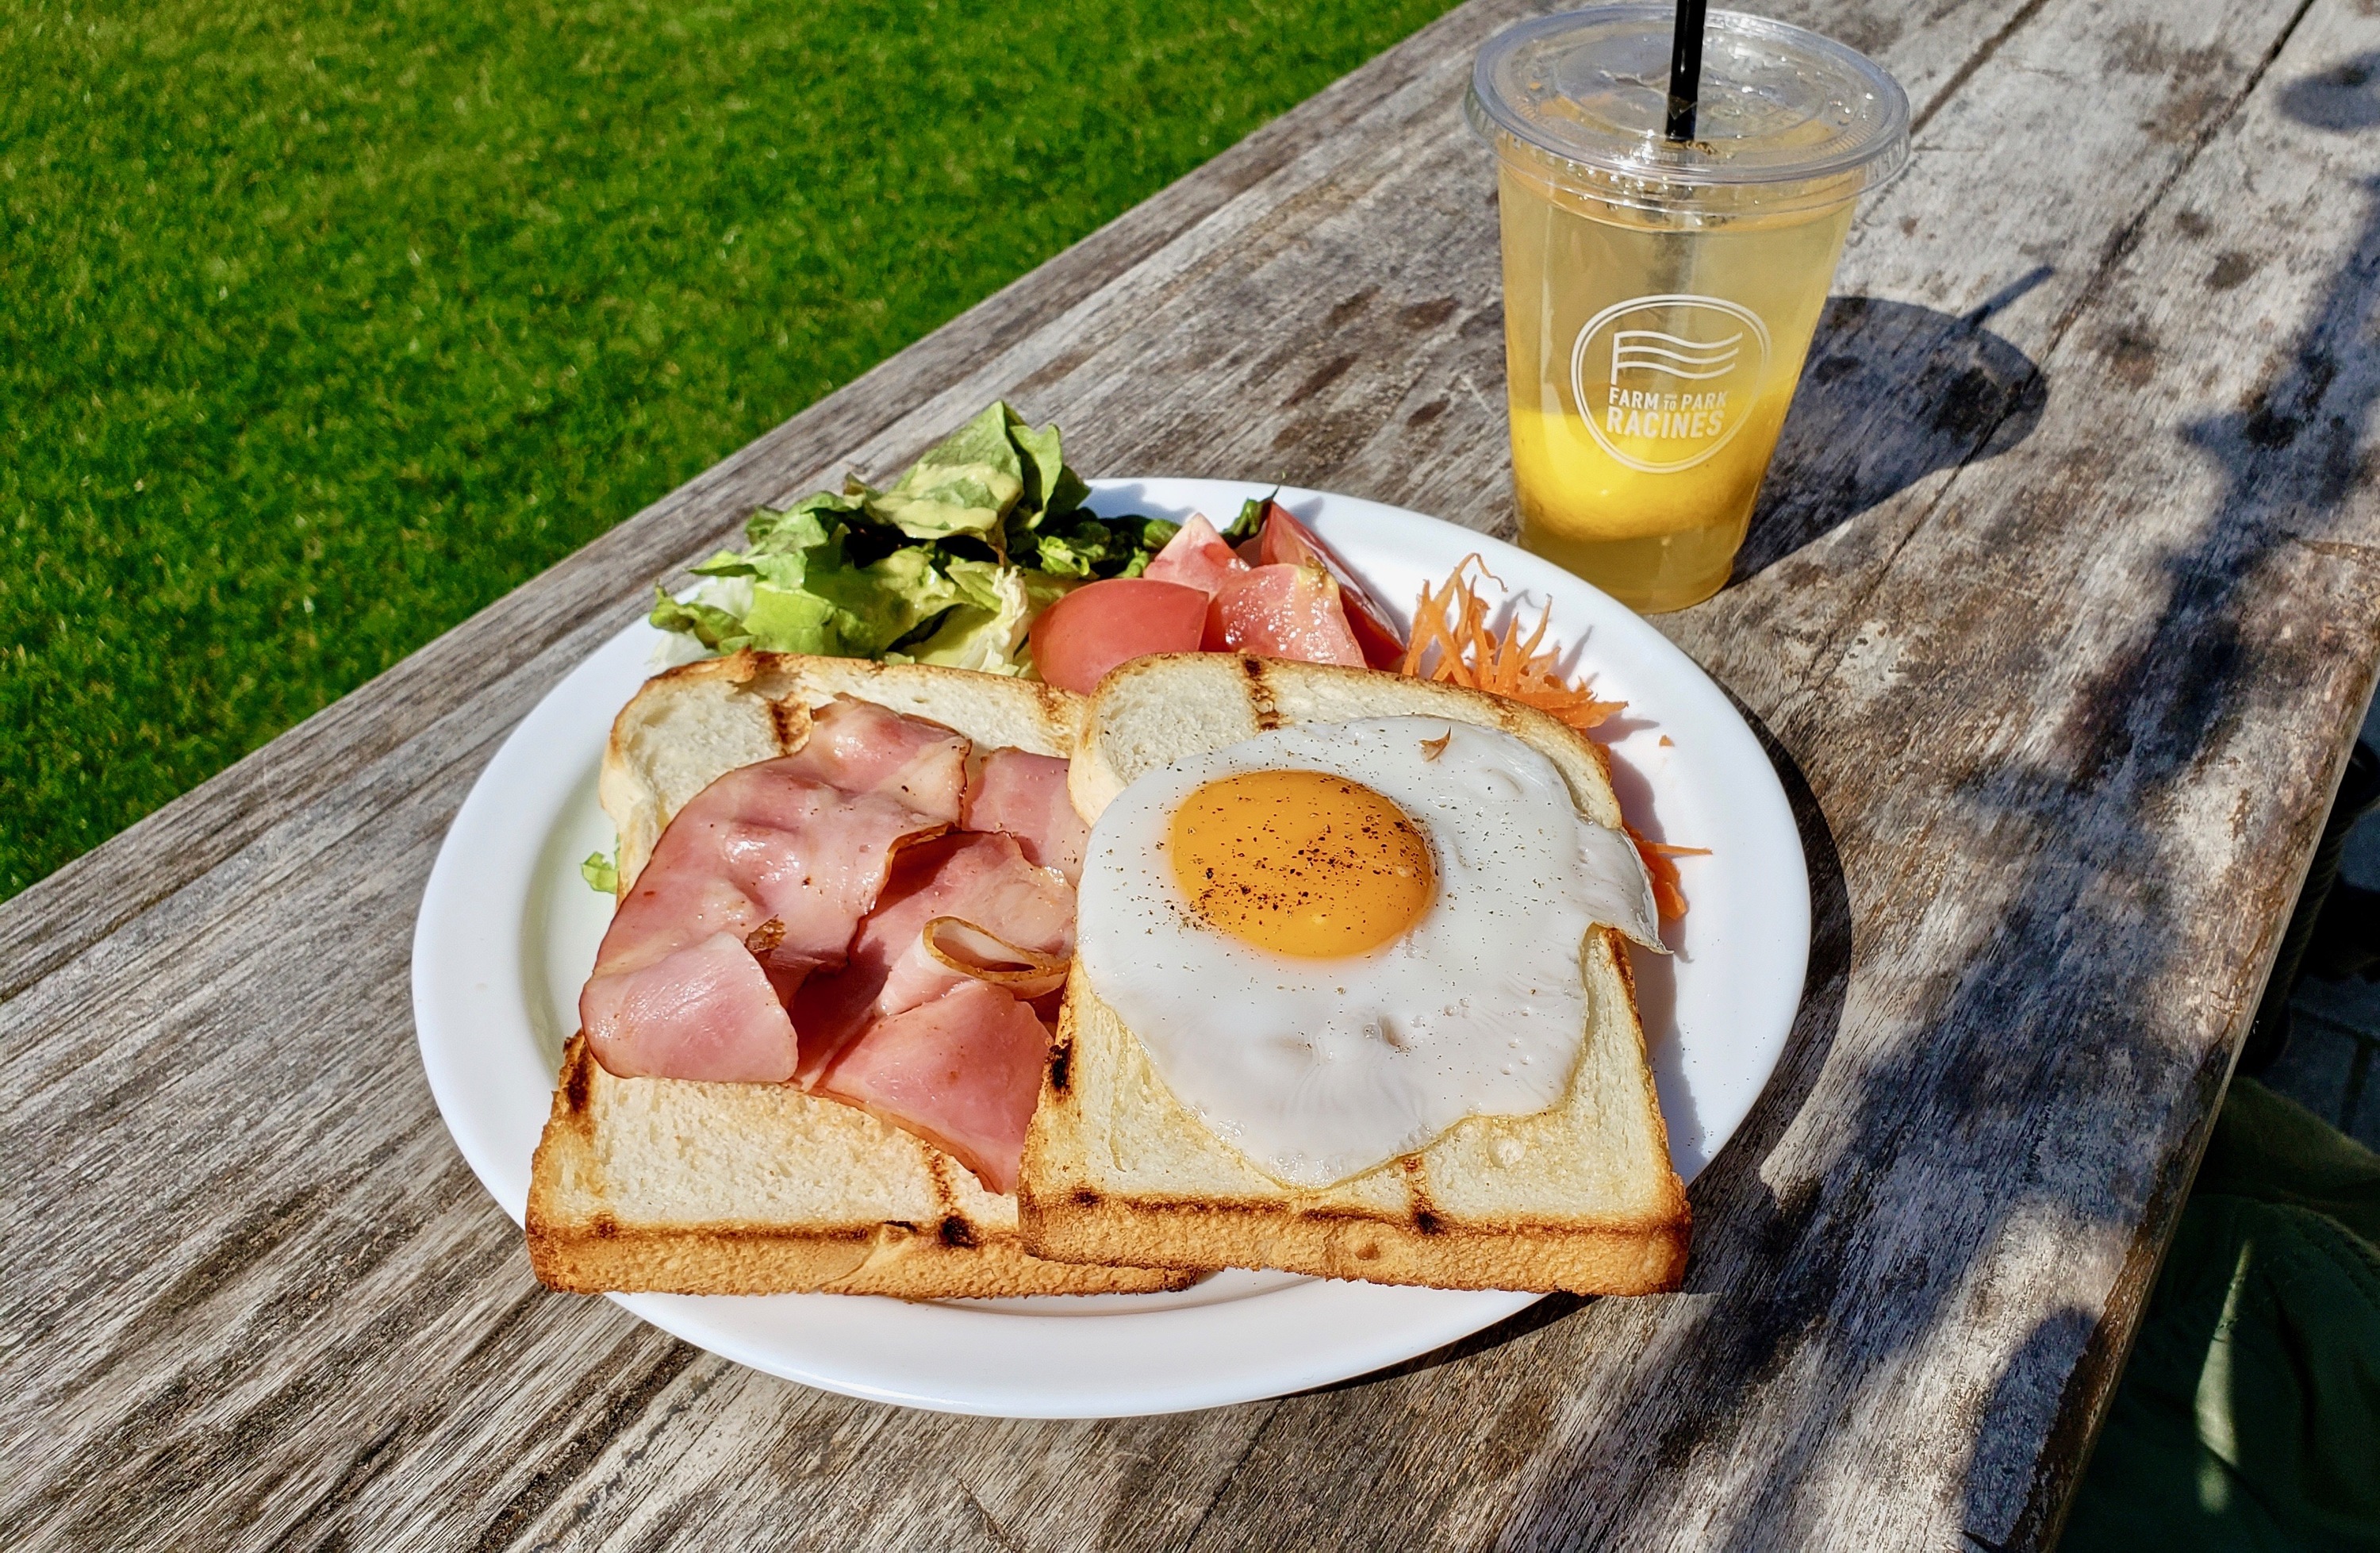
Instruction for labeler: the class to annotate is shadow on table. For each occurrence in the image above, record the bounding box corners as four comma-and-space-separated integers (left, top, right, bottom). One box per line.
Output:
1952, 125, 2380, 1550
1284, 126, 2375, 1552
1446, 137, 2379, 1553
1733, 284, 2050, 584
2279, 52, 2380, 132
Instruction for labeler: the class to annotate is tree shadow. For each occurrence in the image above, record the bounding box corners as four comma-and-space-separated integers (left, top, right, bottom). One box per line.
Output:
2279, 52, 2380, 132
1491, 175, 2380, 1553
1952, 170, 2380, 1553
1734, 283, 2051, 583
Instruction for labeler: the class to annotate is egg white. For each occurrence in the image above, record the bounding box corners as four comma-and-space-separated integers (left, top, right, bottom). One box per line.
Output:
1074, 717, 1661, 1187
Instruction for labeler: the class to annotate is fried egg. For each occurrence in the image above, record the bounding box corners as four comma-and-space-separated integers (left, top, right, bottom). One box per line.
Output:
1073, 717, 1662, 1186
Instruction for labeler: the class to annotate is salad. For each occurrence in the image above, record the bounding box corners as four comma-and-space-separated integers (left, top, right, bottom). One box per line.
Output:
651, 402, 1180, 675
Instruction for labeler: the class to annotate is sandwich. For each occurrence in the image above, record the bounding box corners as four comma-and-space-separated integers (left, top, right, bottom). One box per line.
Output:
528, 586, 1691, 1300
527, 650, 1188, 1297
1018, 653, 1690, 1294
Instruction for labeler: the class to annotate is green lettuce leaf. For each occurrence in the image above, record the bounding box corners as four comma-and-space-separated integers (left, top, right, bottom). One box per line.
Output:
739, 582, 839, 652
797, 540, 963, 656
649, 584, 753, 652
744, 498, 844, 555
861, 467, 1022, 544
900, 563, 1077, 674
1034, 528, 1101, 579
1035, 514, 1179, 578
691, 544, 811, 595
1008, 413, 1088, 521
667, 525, 967, 658
859, 402, 1030, 543
1124, 517, 1179, 574
943, 555, 1011, 613
647, 402, 1148, 669
581, 851, 617, 894
923, 399, 1028, 475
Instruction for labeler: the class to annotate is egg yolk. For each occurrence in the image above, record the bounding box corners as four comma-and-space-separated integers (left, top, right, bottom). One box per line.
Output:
1168, 769, 1434, 958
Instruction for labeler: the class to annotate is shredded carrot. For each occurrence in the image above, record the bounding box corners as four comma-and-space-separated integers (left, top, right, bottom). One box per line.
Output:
1399, 555, 1626, 732
1402, 555, 1710, 920
1630, 836, 1713, 921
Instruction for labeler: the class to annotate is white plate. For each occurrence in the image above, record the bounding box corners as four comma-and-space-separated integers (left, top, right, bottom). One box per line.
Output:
411, 479, 1810, 1417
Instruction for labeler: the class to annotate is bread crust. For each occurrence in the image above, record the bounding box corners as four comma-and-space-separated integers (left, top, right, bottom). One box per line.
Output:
1021, 934, 1687, 1295
606, 650, 1085, 890
532, 1038, 1190, 1297
1021, 1194, 1687, 1295
1023, 655, 1691, 1296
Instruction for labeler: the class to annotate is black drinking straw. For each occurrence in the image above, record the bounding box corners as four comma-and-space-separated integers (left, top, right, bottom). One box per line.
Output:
1664, 0, 1709, 140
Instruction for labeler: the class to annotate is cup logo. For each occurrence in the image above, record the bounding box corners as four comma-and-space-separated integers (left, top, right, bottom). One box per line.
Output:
1570, 294, 1773, 475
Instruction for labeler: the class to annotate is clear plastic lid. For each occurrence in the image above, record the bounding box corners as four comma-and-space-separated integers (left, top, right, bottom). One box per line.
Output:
1467, 5, 1909, 215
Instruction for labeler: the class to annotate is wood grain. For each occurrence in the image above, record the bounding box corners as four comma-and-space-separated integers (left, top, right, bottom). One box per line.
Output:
6, 0, 2378, 1547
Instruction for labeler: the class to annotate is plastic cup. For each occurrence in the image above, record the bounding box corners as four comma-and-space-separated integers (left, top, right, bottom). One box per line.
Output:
1468, 6, 1909, 613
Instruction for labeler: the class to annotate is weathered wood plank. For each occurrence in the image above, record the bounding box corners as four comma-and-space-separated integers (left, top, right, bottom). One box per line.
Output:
5, 0, 2376, 1547
1157, 2, 2380, 1543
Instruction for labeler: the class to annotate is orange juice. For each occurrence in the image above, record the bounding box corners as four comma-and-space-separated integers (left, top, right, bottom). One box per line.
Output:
1466, 6, 1910, 613
1498, 166, 1852, 611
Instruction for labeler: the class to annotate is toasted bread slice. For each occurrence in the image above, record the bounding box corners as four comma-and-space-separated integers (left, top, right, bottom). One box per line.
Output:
531, 1034, 1188, 1295
528, 650, 1188, 1297
1021, 655, 1690, 1294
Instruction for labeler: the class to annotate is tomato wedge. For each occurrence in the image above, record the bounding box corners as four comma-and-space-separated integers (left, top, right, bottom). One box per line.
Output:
1027, 578, 1210, 693
1203, 563, 1365, 666
1254, 502, 1407, 669
1142, 513, 1248, 594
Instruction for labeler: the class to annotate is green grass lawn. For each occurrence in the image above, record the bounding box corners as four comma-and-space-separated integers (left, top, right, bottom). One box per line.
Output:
0, 0, 1457, 898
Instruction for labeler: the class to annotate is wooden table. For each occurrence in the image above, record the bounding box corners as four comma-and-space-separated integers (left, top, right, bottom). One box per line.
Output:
8, 0, 2378, 1544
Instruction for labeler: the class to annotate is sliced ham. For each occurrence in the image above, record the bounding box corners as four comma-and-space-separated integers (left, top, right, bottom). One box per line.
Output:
595, 763, 945, 974
1142, 513, 1250, 595
962, 747, 1088, 882
1027, 576, 1209, 694
793, 832, 1074, 1084
1203, 563, 1367, 667
578, 932, 799, 1082
582, 754, 946, 1082
578, 698, 1088, 1194
779, 695, 969, 822
813, 979, 1050, 1194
